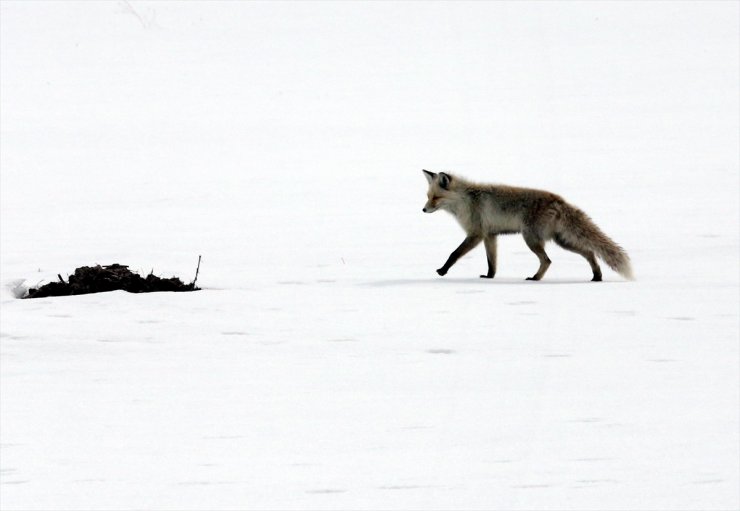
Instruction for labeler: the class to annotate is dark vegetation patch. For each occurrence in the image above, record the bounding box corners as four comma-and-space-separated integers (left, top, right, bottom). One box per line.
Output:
24, 264, 200, 299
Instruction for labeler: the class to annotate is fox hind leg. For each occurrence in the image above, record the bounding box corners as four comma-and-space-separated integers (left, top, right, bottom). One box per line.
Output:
523, 233, 551, 281
553, 234, 602, 281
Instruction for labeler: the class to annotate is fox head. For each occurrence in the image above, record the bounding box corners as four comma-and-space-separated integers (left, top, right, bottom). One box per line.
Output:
422, 170, 454, 213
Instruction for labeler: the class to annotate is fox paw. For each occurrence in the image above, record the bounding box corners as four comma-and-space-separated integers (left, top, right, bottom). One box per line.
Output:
436, 268, 447, 276
480, 274, 494, 279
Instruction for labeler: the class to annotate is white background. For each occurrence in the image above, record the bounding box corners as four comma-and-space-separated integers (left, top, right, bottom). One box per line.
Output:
1, 2, 738, 509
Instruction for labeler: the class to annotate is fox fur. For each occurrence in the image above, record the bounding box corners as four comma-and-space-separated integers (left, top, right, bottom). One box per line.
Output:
422, 170, 633, 281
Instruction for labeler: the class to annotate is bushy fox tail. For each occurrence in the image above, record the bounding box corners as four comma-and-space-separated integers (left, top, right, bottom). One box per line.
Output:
560, 204, 634, 280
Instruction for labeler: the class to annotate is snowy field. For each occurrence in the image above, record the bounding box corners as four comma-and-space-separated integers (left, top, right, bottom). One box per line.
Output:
1, 2, 738, 510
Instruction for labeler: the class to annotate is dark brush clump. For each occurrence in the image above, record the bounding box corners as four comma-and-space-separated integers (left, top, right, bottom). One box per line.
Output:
24, 264, 199, 299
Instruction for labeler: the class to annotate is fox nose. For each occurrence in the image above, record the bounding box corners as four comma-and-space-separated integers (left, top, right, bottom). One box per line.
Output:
422, 207, 427, 213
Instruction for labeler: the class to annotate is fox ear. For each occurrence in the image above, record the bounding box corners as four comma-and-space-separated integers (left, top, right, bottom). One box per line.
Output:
438, 172, 452, 190
422, 169, 436, 184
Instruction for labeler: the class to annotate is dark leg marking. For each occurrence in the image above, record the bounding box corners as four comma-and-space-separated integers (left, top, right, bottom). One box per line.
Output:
523, 233, 551, 281
553, 234, 602, 281
437, 235, 482, 276
480, 235, 498, 279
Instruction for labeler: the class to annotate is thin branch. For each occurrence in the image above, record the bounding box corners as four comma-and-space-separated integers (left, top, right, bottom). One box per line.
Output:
120, 0, 148, 29
191, 255, 202, 290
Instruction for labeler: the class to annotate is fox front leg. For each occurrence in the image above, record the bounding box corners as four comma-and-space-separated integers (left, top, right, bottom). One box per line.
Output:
480, 235, 497, 279
437, 235, 482, 276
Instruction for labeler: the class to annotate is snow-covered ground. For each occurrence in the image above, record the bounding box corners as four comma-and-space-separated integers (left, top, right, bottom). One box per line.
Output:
1, 2, 738, 510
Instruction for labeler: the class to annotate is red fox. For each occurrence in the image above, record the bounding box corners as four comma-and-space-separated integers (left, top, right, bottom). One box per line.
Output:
422, 170, 633, 281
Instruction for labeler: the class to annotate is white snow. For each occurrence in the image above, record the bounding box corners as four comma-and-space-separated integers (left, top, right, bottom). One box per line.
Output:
1, 2, 738, 510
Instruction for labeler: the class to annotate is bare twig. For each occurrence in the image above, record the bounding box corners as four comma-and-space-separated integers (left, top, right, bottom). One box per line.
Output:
119, 0, 156, 29
120, 0, 146, 28
191, 255, 202, 290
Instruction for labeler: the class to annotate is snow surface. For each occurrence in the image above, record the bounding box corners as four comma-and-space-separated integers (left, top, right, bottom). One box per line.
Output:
1, 2, 738, 510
